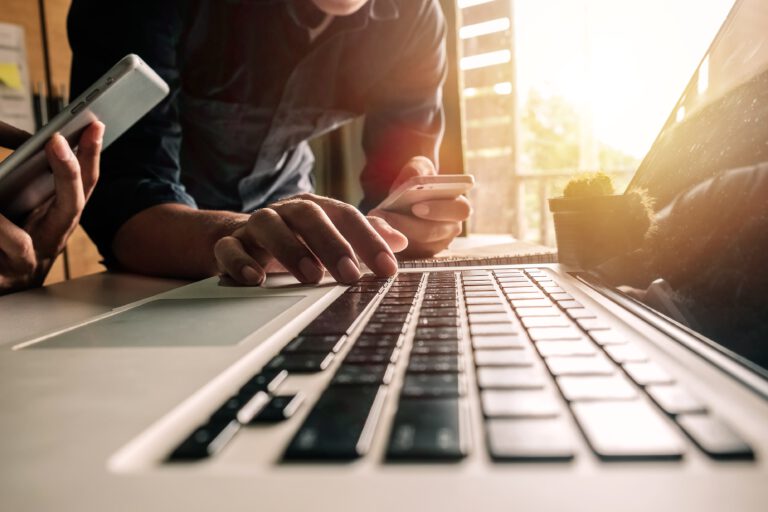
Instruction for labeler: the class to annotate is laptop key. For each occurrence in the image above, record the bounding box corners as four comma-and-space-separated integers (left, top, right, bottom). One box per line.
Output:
511, 299, 553, 308
266, 353, 334, 373
420, 307, 459, 317
589, 330, 627, 345
527, 326, 582, 341
515, 307, 561, 317
239, 370, 288, 395
521, 316, 571, 328
250, 393, 305, 423
567, 308, 597, 319
571, 400, 684, 460
536, 340, 596, 357
474, 349, 533, 367
408, 355, 462, 373
418, 316, 461, 327
402, 373, 465, 398
476, 367, 546, 389
467, 304, 506, 314
472, 335, 525, 349
386, 398, 469, 460
486, 418, 575, 461
282, 335, 345, 354
603, 344, 648, 363
676, 414, 753, 459
556, 375, 637, 401
545, 355, 615, 376
284, 386, 387, 460
332, 364, 394, 386
646, 385, 706, 415
470, 323, 517, 336
210, 390, 270, 423
412, 340, 462, 355
623, 362, 674, 386
169, 420, 240, 461
481, 390, 561, 418
414, 327, 462, 341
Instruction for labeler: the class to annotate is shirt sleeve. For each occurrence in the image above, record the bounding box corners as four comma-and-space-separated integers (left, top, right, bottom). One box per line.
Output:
68, 0, 195, 266
359, 0, 447, 212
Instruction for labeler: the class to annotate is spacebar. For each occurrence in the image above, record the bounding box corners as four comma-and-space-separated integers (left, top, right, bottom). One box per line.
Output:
283, 386, 387, 460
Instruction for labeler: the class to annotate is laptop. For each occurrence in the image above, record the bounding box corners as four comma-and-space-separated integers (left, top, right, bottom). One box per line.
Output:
1, 0, 767, 509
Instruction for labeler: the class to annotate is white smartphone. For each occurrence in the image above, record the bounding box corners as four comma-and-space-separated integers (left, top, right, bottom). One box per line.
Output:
375, 174, 475, 214
0, 54, 169, 219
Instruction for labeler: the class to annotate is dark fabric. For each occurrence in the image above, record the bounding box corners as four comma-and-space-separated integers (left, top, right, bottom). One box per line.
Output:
68, 0, 446, 263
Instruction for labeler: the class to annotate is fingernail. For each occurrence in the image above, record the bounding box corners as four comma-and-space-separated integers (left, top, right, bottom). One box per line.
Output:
336, 256, 361, 283
412, 203, 430, 217
299, 257, 323, 283
241, 266, 264, 284
52, 135, 73, 161
375, 251, 398, 276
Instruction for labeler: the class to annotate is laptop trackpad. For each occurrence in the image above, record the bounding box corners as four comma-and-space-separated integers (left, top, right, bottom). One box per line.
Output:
28, 297, 303, 349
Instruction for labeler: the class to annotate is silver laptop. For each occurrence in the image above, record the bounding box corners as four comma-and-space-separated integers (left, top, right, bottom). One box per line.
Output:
2, 0, 767, 510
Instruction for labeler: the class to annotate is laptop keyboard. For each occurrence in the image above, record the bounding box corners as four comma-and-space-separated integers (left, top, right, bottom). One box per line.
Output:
169, 268, 754, 463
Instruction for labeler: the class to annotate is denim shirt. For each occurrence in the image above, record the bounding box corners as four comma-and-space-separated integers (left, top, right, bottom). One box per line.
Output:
68, 0, 446, 263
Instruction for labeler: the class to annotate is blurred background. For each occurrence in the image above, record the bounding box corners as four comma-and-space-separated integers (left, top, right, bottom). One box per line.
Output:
0, 0, 735, 284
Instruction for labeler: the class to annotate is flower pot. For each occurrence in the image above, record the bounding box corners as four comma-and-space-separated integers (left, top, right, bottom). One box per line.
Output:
548, 194, 641, 269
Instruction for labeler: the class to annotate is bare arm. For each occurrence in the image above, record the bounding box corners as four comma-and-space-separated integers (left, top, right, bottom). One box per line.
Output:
112, 204, 248, 279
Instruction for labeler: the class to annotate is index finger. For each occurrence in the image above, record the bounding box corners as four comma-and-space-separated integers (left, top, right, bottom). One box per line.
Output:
299, 195, 399, 278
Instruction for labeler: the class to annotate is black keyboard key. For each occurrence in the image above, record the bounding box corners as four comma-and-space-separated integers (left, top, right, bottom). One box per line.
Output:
408, 355, 462, 373
344, 346, 400, 365
377, 305, 413, 314
411, 340, 462, 355
419, 307, 460, 317
401, 373, 465, 398
571, 401, 684, 460
420, 300, 459, 309
362, 322, 407, 335
169, 420, 240, 460
239, 370, 288, 395
266, 353, 334, 373
418, 316, 461, 327
355, 334, 402, 349
414, 327, 462, 341
210, 390, 269, 423
332, 364, 394, 386
300, 293, 376, 335
486, 418, 575, 461
676, 414, 753, 459
283, 335, 345, 354
284, 386, 387, 460
250, 393, 304, 423
386, 398, 469, 460
369, 312, 411, 324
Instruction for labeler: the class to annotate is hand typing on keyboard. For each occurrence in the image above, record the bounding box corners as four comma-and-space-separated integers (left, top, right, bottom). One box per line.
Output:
214, 194, 408, 285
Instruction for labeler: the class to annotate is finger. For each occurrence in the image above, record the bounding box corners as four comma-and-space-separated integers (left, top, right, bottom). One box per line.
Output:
213, 235, 266, 285
390, 156, 437, 190
44, 133, 84, 235
0, 120, 32, 149
366, 215, 409, 253
411, 196, 472, 222
286, 195, 399, 278
76, 121, 104, 200
0, 214, 36, 274
243, 208, 325, 284
270, 199, 364, 283
371, 208, 462, 245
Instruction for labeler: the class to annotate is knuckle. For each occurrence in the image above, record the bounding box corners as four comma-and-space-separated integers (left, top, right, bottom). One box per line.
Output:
250, 207, 280, 225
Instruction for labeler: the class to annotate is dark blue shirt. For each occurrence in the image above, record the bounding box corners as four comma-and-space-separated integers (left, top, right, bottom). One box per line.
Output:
68, 0, 446, 262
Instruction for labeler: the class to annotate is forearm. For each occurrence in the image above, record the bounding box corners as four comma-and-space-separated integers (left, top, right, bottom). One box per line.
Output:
112, 203, 248, 279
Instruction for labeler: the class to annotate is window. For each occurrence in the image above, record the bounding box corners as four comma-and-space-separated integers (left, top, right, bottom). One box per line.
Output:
458, 0, 734, 245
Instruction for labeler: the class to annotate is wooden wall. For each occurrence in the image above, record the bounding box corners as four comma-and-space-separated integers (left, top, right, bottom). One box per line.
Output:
1, 0, 105, 284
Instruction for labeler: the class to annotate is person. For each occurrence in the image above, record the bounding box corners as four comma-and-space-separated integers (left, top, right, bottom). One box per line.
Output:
0, 120, 104, 295
68, 0, 471, 286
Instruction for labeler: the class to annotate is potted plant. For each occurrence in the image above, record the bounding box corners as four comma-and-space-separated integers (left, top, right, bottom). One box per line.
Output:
548, 172, 655, 269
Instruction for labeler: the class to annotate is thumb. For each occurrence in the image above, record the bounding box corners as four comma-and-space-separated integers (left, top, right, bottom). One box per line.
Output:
367, 214, 409, 253
391, 156, 437, 191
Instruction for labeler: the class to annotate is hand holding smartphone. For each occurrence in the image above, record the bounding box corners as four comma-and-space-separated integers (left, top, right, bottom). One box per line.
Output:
375, 174, 475, 215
